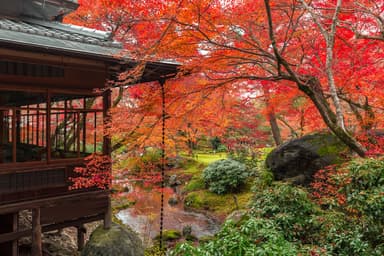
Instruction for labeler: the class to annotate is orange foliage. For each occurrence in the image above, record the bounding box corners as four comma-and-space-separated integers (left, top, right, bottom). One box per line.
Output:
65, 0, 384, 156
70, 153, 112, 190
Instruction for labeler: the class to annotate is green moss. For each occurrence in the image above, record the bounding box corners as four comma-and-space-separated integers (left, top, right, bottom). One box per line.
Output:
194, 153, 227, 165
144, 245, 164, 256
183, 177, 205, 192
184, 186, 253, 215
154, 229, 182, 241
309, 133, 347, 158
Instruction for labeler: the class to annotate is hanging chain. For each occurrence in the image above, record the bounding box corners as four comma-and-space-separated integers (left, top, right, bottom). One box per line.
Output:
159, 79, 166, 253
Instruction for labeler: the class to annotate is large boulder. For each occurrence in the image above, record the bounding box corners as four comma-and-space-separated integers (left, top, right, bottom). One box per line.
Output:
81, 223, 144, 256
265, 133, 347, 185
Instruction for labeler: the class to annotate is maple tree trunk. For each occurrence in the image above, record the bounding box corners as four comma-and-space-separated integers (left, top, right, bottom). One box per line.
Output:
268, 112, 282, 146
297, 77, 366, 157
263, 86, 282, 146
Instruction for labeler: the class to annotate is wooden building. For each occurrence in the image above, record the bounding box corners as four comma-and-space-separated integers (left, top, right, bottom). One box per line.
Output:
0, 0, 177, 255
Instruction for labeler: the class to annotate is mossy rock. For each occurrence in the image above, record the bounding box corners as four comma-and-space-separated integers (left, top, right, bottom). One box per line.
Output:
81, 223, 144, 256
266, 132, 348, 185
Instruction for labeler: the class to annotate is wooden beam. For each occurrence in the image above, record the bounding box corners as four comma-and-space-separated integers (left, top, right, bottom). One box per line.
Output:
0, 213, 104, 243
42, 214, 104, 233
0, 84, 99, 96
0, 190, 108, 214
0, 230, 31, 244
0, 48, 107, 69
32, 208, 42, 256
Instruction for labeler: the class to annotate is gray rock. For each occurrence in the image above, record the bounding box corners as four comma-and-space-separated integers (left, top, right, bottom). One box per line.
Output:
168, 196, 179, 206
168, 174, 182, 187
182, 225, 192, 237
81, 223, 144, 256
266, 133, 347, 185
225, 210, 248, 224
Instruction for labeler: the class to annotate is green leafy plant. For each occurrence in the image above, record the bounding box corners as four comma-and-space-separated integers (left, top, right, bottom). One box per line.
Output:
202, 159, 248, 194
170, 217, 298, 256
250, 182, 319, 242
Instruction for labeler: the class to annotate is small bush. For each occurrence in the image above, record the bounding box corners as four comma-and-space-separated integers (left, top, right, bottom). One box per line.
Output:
202, 159, 248, 194
170, 217, 298, 256
250, 182, 318, 242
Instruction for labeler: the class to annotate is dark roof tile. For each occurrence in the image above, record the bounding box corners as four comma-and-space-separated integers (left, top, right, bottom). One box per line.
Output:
0, 16, 122, 58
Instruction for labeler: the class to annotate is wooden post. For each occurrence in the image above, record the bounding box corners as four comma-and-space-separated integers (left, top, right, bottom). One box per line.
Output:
77, 225, 86, 251
46, 92, 51, 162
0, 212, 18, 256
16, 110, 21, 145
102, 90, 111, 156
64, 100, 67, 152
36, 104, 40, 146
93, 112, 97, 153
82, 98, 87, 153
32, 208, 42, 256
11, 213, 17, 256
0, 110, 4, 163
27, 106, 30, 144
102, 90, 112, 229
76, 112, 81, 158
12, 108, 16, 163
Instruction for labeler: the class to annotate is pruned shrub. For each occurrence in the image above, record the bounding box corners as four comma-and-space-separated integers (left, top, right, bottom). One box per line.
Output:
202, 159, 248, 194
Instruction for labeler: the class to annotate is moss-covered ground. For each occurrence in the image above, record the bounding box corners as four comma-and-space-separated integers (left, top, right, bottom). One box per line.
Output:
179, 152, 254, 216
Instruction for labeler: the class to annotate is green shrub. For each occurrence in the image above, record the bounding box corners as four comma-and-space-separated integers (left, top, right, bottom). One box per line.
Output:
170, 217, 298, 256
202, 159, 248, 194
341, 157, 384, 247
250, 182, 319, 242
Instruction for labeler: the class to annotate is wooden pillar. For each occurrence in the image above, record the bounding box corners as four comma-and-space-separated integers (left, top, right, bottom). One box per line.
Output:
15, 110, 21, 145
102, 89, 112, 229
77, 225, 86, 251
11, 213, 17, 256
31, 208, 42, 256
93, 112, 97, 153
0, 212, 18, 256
76, 112, 81, 157
0, 110, 4, 163
64, 100, 68, 152
26, 106, 30, 144
102, 90, 111, 156
46, 92, 51, 162
36, 104, 40, 146
82, 98, 87, 153
12, 108, 16, 163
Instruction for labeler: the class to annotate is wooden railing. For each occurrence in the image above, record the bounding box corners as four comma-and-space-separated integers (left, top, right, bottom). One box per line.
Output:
0, 159, 89, 205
